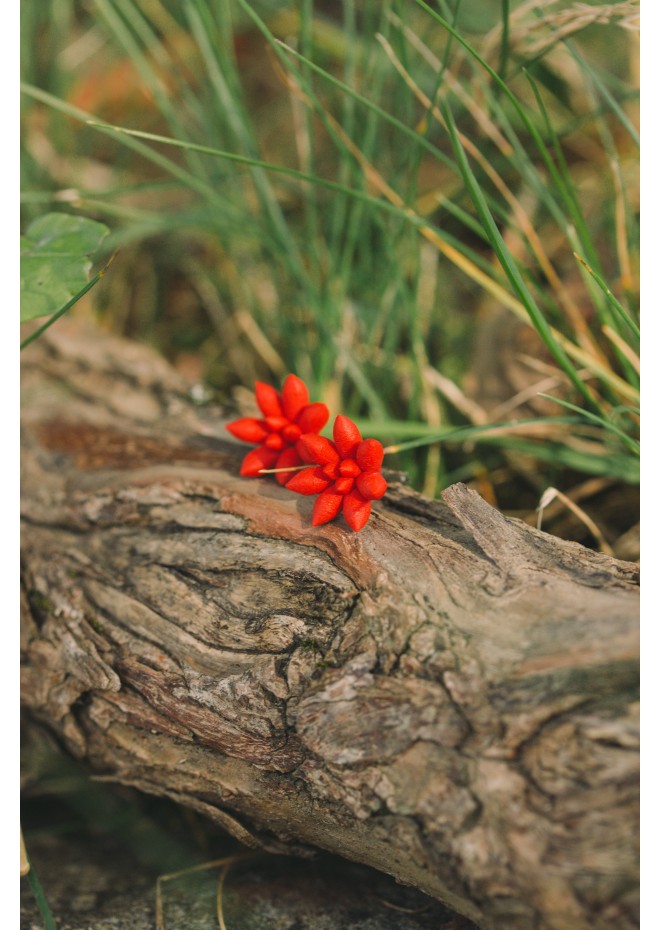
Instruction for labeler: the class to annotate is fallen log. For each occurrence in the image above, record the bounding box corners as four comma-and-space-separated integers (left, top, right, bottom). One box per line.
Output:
20, 321, 639, 930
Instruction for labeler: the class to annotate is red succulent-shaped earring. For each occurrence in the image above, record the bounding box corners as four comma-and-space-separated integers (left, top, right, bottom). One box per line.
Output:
226, 375, 329, 485
286, 415, 387, 531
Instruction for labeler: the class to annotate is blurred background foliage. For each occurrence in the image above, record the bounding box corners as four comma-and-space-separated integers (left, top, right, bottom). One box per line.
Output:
20, 0, 640, 556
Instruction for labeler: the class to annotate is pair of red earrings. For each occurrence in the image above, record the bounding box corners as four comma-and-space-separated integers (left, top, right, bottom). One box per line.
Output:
226, 374, 387, 532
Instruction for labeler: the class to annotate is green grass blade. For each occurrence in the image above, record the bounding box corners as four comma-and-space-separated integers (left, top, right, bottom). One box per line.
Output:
511, 36, 639, 151
362, 416, 638, 484
522, 67, 606, 281
184, 0, 310, 289
368, 416, 580, 450
81, 120, 419, 216
572, 252, 640, 340
565, 47, 639, 148
537, 393, 639, 454
54, 114, 508, 281
272, 38, 513, 231
93, 0, 210, 181
414, 0, 605, 270
499, 0, 510, 80
475, 436, 639, 483
438, 94, 605, 416
297, 0, 322, 289
20, 83, 231, 209
24, 848, 59, 930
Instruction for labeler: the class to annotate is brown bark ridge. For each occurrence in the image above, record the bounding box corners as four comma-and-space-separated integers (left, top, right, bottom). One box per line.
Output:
20, 320, 639, 930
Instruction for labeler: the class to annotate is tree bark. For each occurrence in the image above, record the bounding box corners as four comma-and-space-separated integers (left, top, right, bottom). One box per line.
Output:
20, 321, 639, 930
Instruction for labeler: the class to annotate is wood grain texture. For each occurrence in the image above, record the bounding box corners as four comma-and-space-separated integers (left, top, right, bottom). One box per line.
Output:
20, 321, 639, 930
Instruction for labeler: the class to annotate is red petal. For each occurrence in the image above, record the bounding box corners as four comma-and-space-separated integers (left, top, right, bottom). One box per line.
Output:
281, 374, 309, 421
296, 402, 329, 434
312, 491, 343, 526
332, 477, 354, 495
297, 437, 317, 464
356, 438, 384, 472
338, 459, 360, 478
240, 446, 279, 476
333, 415, 362, 459
286, 468, 331, 496
356, 472, 388, 500
343, 489, 372, 531
321, 462, 339, 481
255, 381, 284, 417
274, 447, 302, 486
264, 416, 289, 432
297, 433, 340, 466
282, 424, 302, 443
226, 417, 267, 444
264, 433, 284, 451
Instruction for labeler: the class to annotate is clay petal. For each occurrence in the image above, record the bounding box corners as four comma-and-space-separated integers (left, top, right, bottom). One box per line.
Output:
332, 477, 354, 495
274, 447, 302, 486
312, 491, 343, 526
356, 438, 384, 472
321, 462, 339, 481
297, 433, 340, 466
356, 472, 388, 501
226, 417, 268, 444
281, 374, 310, 421
282, 424, 302, 443
264, 416, 289, 432
338, 459, 361, 478
240, 446, 279, 476
333, 415, 362, 459
255, 381, 284, 417
286, 468, 331, 496
264, 433, 284, 451
342, 489, 372, 531
296, 402, 330, 434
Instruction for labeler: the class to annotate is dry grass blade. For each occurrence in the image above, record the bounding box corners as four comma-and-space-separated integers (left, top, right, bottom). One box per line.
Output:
180, 250, 286, 379
274, 46, 535, 326
601, 325, 640, 373
537, 485, 614, 554
156, 853, 253, 930
611, 156, 636, 295
376, 32, 608, 364
20, 826, 30, 877
481, 0, 562, 61
389, 12, 513, 153
524, 2, 640, 57
482, 0, 640, 61
377, 896, 433, 914
274, 38, 635, 405
234, 309, 287, 375
490, 367, 594, 419
424, 367, 489, 425
216, 860, 231, 930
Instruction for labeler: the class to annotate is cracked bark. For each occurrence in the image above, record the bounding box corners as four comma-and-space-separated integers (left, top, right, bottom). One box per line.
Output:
20, 321, 639, 930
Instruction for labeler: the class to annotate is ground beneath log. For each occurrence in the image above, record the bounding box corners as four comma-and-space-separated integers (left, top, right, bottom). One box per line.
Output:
21, 826, 476, 930
21, 733, 477, 930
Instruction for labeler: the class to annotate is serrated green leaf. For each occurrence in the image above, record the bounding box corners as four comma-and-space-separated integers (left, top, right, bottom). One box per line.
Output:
20, 213, 109, 322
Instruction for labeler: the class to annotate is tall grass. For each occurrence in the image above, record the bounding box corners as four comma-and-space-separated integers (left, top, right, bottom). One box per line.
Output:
21, 0, 639, 520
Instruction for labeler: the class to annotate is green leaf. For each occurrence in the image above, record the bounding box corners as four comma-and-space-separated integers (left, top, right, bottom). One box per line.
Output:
20, 213, 109, 322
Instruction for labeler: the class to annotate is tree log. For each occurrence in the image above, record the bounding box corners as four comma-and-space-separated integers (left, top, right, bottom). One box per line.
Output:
20, 321, 640, 930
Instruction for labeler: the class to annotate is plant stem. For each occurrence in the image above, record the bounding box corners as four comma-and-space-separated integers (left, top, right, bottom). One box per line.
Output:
20, 252, 118, 351
24, 848, 59, 930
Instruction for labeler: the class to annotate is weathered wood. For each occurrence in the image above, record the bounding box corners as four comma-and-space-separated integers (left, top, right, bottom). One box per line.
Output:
20, 321, 639, 930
